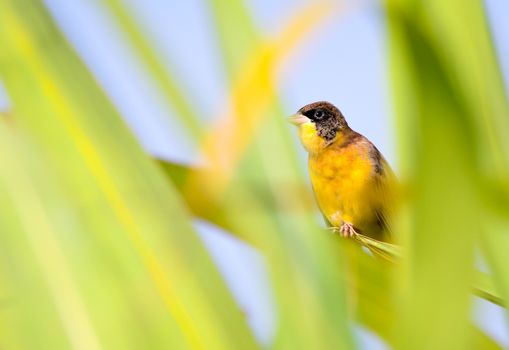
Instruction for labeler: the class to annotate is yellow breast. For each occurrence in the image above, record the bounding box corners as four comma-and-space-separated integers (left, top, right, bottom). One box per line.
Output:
309, 139, 379, 232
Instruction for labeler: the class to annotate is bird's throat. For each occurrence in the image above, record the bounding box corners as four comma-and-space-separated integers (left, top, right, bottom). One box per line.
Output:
298, 122, 346, 154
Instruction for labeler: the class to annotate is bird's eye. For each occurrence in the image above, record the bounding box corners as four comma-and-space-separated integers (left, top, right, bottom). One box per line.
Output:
314, 110, 325, 120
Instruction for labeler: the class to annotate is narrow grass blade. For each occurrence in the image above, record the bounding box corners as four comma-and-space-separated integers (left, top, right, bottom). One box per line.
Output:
101, 0, 204, 139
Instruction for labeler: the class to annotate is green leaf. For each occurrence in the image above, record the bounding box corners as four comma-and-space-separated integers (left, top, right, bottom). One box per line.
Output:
0, 2, 258, 349
102, 0, 204, 139
386, 1, 506, 349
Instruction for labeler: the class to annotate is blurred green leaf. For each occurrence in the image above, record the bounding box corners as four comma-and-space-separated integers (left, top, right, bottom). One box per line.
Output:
0, 2, 258, 349
386, 1, 503, 349
208, 0, 259, 77
102, 0, 204, 139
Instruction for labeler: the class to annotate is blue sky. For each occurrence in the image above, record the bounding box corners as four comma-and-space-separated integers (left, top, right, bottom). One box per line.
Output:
2, 0, 509, 348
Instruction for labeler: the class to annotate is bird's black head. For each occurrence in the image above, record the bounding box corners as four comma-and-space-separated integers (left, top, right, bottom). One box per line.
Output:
295, 101, 348, 142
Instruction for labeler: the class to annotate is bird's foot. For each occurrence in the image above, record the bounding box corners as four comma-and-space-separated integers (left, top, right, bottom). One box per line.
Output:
339, 222, 356, 238
328, 223, 357, 238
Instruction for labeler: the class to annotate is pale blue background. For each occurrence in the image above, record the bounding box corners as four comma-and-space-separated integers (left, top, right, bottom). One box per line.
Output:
1, 0, 508, 348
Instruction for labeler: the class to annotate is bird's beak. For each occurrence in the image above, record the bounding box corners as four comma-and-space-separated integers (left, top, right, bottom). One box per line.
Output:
287, 113, 310, 126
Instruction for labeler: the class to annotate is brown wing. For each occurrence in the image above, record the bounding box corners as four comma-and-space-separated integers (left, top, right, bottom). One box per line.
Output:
369, 145, 399, 241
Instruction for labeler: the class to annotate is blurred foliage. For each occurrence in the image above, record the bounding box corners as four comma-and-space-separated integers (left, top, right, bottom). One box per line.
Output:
0, 1, 257, 349
386, 1, 509, 350
0, 0, 508, 349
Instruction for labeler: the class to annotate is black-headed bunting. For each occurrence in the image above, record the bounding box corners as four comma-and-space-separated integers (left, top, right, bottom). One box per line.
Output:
289, 101, 397, 241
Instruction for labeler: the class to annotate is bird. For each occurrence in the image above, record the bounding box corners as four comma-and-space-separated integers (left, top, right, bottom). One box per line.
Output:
289, 101, 397, 242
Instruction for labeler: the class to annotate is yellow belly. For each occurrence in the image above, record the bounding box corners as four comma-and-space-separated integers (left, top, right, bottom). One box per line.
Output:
309, 144, 379, 234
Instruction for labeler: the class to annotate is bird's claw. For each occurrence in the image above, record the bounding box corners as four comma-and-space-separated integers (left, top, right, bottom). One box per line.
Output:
328, 223, 357, 238
340, 222, 356, 238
